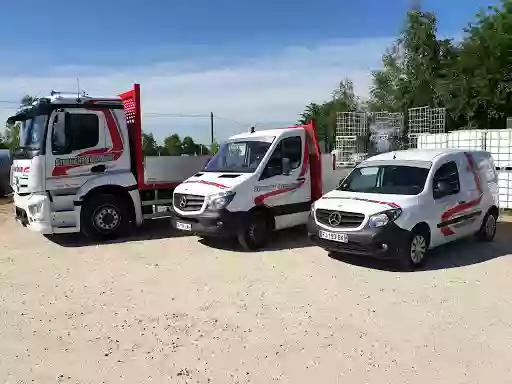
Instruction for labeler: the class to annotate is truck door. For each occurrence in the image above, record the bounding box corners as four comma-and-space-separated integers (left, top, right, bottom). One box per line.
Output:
45, 108, 108, 190
255, 130, 311, 230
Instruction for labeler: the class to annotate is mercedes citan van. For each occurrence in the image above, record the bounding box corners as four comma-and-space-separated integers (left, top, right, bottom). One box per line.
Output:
308, 149, 499, 270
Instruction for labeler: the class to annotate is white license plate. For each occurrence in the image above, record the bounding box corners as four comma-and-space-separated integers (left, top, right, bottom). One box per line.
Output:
318, 230, 348, 243
176, 221, 192, 231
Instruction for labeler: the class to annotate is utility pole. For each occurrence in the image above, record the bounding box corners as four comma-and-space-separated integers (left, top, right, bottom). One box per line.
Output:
210, 112, 214, 145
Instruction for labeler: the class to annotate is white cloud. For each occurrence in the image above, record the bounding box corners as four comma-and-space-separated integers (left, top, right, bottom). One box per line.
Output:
0, 38, 391, 144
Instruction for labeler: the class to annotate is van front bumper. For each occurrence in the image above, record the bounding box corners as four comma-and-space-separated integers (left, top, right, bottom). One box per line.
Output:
307, 213, 410, 259
171, 209, 250, 238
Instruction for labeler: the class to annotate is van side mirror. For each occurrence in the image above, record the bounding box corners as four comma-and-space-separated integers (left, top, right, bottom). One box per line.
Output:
282, 157, 291, 175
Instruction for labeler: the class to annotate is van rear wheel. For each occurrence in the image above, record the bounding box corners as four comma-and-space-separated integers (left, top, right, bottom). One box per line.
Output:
237, 212, 270, 251
475, 211, 497, 242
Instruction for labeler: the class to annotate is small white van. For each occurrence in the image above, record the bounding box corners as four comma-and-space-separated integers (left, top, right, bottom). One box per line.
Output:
308, 149, 499, 269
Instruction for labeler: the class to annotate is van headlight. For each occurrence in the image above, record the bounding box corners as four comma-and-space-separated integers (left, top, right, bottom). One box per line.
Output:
206, 191, 236, 210
367, 208, 402, 228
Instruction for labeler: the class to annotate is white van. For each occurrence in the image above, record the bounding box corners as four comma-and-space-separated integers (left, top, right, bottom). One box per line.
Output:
308, 149, 499, 269
171, 122, 339, 250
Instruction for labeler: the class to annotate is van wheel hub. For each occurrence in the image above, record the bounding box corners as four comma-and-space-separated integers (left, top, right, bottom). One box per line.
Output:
410, 234, 426, 264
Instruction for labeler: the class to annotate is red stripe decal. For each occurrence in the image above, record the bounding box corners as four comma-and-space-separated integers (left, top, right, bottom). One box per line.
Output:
439, 153, 482, 236
254, 181, 305, 206
52, 109, 124, 177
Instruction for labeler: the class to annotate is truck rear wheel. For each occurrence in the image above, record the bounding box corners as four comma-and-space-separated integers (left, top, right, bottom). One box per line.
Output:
237, 212, 270, 251
81, 193, 132, 240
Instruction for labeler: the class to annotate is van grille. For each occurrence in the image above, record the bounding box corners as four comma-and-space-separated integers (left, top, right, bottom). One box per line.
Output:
173, 193, 205, 212
315, 209, 365, 229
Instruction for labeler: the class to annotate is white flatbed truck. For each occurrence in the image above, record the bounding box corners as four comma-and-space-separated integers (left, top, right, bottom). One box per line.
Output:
8, 84, 210, 239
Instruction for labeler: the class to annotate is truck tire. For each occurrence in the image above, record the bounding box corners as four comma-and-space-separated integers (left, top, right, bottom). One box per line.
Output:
237, 212, 270, 251
475, 211, 497, 242
81, 193, 132, 240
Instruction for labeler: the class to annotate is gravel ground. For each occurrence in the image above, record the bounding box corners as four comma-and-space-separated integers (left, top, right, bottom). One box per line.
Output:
1, 199, 512, 383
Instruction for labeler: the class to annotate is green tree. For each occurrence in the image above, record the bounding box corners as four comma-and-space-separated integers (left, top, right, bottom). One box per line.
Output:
164, 134, 183, 155
197, 144, 210, 155
211, 139, 220, 155
0, 133, 7, 149
439, 0, 512, 129
4, 122, 20, 152
141, 132, 158, 156
298, 78, 360, 151
369, 7, 454, 114
182, 136, 198, 155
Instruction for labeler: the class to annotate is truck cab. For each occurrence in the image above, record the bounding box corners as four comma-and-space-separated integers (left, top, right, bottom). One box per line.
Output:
171, 122, 337, 250
8, 84, 209, 239
308, 149, 499, 269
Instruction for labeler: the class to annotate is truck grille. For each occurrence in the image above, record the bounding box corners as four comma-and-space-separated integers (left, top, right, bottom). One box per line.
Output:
315, 209, 365, 229
173, 193, 205, 212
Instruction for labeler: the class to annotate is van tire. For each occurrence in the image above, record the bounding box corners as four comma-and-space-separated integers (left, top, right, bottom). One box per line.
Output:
400, 228, 429, 271
81, 193, 132, 241
237, 212, 270, 251
475, 211, 497, 242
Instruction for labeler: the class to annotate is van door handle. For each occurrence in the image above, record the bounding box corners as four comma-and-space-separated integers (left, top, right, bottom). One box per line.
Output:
458, 200, 466, 204
91, 164, 106, 173
296, 177, 306, 182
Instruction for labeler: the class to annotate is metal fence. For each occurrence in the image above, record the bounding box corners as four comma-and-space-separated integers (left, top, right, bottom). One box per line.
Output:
334, 107, 512, 210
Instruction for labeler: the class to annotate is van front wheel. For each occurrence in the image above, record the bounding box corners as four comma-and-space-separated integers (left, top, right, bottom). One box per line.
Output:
400, 229, 429, 271
237, 212, 270, 251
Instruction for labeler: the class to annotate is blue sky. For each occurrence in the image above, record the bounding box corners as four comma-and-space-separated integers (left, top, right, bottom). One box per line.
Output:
0, 0, 498, 144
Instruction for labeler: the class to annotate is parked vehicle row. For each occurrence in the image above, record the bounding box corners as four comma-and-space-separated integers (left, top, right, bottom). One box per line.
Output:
7, 83, 500, 270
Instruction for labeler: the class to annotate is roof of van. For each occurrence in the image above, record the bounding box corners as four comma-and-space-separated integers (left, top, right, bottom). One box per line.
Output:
366, 148, 487, 163
229, 127, 301, 140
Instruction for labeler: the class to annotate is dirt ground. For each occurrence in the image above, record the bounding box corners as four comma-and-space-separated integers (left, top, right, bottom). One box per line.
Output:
1, 199, 512, 383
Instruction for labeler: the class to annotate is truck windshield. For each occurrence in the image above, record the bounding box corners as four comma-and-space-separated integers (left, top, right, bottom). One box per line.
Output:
204, 139, 274, 173
19, 115, 47, 150
338, 165, 430, 195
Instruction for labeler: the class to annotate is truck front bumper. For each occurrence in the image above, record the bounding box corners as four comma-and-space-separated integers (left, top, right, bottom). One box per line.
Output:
171, 209, 250, 238
13, 192, 53, 234
307, 213, 409, 259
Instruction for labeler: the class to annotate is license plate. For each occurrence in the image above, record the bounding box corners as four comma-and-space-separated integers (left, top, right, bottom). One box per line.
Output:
176, 221, 192, 231
318, 230, 348, 243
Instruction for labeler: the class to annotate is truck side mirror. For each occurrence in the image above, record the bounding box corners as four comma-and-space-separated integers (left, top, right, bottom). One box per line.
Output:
282, 157, 291, 175
51, 111, 69, 155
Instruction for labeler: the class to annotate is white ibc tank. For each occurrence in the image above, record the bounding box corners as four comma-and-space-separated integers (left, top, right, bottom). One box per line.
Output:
416, 133, 448, 149
447, 130, 484, 150
485, 129, 512, 169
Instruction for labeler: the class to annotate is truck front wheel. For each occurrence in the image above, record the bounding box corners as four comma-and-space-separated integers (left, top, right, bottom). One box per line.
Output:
237, 212, 270, 251
81, 193, 132, 240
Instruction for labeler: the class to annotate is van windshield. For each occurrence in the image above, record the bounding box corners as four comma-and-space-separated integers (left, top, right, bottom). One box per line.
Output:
204, 139, 274, 173
338, 165, 430, 195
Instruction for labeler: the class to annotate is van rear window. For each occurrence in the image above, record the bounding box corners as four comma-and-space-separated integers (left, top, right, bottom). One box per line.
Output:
338, 165, 430, 195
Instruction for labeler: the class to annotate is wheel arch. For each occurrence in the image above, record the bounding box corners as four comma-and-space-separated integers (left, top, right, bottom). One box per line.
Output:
411, 221, 431, 247
488, 205, 499, 218
78, 184, 136, 224
249, 205, 276, 231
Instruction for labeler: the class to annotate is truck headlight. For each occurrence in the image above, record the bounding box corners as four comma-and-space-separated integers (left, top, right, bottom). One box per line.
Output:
206, 191, 236, 210
367, 208, 402, 228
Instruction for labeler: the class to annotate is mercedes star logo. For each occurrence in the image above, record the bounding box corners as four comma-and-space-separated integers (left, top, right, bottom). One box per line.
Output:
179, 196, 187, 208
328, 211, 342, 227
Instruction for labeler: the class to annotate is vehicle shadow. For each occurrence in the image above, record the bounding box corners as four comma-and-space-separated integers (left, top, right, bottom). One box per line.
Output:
47, 219, 193, 248
198, 225, 315, 252
327, 222, 512, 272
